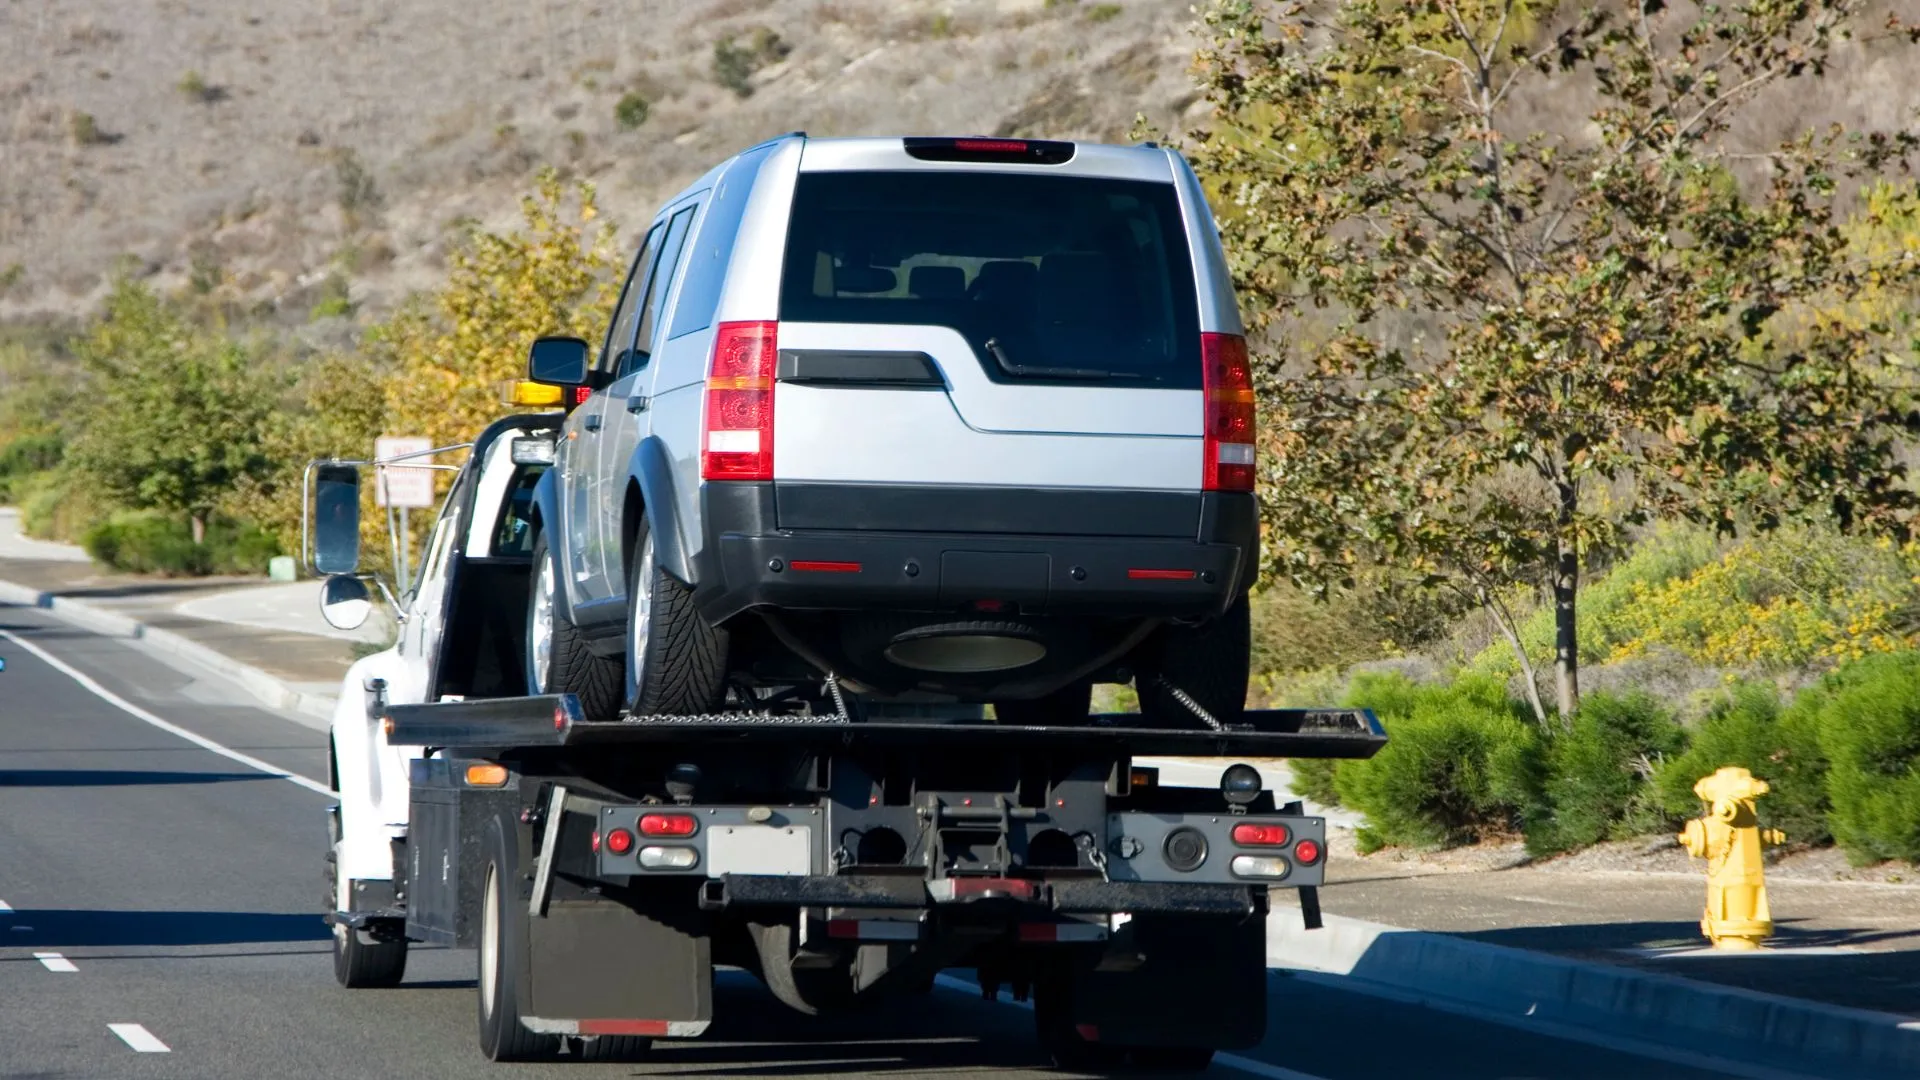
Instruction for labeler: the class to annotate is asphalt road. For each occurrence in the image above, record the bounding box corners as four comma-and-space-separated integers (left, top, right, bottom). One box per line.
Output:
0, 602, 1752, 1080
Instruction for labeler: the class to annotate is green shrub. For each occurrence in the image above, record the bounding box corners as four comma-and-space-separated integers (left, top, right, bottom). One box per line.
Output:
0, 433, 63, 502
1807, 651, 1920, 864
18, 468, 103, 543
613, 91, 650, 130
81, 512, 282, 576
1290, 758, 1341, 808
1330, 673, 1542, 851
1528, 691, 1685, 854
1087, 2, 1123, 21
1652, 681, 1830, 846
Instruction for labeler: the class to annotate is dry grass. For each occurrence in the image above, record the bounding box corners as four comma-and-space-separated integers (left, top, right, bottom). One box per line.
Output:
0, 0, 1213, 324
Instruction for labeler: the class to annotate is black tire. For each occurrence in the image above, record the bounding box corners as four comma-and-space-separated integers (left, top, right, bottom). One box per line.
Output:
992, 680, 1093, 725
624, 520, 729, 716
1033, 974, 1125, 1071
526, 530, 622, 722
569, 1034, 653, 1062
477, 816, 562, 1062
1135, 591, 1251, 728
326, 822, 406, 989
748, 919, 862, 1017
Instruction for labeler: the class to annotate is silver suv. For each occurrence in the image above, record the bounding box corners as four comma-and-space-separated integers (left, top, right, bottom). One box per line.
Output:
521, 133, 1258, 726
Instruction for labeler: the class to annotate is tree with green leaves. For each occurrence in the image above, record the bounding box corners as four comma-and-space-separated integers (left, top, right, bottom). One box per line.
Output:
1162, 0, 1920, 722
66, 277, 279, 544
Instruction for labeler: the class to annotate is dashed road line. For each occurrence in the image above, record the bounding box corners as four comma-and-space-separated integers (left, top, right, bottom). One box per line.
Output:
9, 925, 33, 932
108, 1023, 170, 1053
0, 628, 332, 796
33, 952, 77, 973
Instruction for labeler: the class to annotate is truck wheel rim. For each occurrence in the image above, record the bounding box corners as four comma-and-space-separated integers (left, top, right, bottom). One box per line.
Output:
480, 864, 499, 1019
627, 536, 654, 697
530, 556, 554, 692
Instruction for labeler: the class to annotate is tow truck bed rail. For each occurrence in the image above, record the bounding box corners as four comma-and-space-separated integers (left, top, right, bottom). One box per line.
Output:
382, 693, 1386, 760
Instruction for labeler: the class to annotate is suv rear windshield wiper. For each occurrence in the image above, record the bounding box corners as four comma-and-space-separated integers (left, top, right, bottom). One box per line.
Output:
982, 337, 1155, 382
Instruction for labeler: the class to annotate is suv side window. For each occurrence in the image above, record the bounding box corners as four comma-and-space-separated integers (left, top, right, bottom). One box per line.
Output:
601, 222, 665, 377
630, 204, 698, 369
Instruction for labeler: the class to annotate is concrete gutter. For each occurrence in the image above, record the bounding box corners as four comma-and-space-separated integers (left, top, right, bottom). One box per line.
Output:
1269, 909, 1920, 1080
0, 579, 338, 722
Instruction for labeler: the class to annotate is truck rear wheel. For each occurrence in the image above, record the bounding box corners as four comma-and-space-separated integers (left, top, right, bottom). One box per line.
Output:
477, 816, 562, 1061
1134, 590, 1251, 728
526, 531, 621, 722
625, 521, 729, 716
1033, 974, 1125, 1071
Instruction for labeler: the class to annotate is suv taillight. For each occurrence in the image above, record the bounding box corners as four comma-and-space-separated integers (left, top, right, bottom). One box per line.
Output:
1202, 332, 1255, 492
701, 320, 777, 481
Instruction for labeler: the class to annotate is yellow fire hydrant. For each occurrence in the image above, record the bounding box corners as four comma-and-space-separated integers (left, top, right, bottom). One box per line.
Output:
1677, 766, 1786, 950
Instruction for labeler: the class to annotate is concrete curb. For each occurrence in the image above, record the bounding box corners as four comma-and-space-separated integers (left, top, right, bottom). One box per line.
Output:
0, 579, 338, 723
1269, 910, 1920, 1080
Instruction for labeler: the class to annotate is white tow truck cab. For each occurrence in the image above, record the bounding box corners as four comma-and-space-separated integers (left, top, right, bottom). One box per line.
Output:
307, 358, 1385, 1071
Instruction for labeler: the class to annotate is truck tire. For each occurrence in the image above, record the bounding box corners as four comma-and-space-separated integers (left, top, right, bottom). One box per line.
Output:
477, 816, 562, 1061
748, 919, 860, 1017
625, 520, 728, 716
325, 814, 406, 989
1134, 590, 1251, 728
326, 848, 407, 989
569, 1034, 653, 1062
1032, 974, 1125, 1071
526, 531, 622, 722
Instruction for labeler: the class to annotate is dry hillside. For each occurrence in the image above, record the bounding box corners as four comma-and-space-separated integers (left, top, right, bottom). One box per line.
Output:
0, 0, 1210, 326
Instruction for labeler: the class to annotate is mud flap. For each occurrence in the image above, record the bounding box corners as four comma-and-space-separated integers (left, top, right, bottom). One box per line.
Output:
524, 894, 713, 1033
1071, 913, 1267, 1050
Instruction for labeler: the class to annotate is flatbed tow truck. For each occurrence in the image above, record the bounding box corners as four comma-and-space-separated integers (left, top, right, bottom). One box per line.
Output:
308, 397, 1387, 1071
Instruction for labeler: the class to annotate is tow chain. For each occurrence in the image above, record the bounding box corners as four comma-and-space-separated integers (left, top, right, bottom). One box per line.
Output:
1144, 673, 1227, 732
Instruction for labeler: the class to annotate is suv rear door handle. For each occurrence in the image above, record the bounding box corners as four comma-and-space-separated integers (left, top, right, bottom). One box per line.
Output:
626, 394, 649, 414
583, 414, 601, 432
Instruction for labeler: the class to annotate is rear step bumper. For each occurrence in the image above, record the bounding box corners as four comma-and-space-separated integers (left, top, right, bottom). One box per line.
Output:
691, 483, 1258, 624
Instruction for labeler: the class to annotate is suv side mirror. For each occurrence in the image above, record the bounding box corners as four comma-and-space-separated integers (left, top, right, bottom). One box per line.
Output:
528, 336, 590, 390
311, 463, 362, 575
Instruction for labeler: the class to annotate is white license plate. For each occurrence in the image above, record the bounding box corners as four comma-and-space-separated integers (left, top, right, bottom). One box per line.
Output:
706, 825, 812, 877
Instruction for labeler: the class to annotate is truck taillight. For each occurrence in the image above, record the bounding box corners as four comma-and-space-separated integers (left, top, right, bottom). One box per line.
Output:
701, 320, 777, 482
1201, 332, 1255, 492
1231, 823, 1290, 847
639, 812, 697, 838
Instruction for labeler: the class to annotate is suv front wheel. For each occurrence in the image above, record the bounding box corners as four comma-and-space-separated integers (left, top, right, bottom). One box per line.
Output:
525, 531, 622, 722
624, 520, 729, 716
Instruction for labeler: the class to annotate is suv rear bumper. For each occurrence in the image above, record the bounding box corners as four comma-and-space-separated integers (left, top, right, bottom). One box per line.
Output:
688, 483, 1257, 625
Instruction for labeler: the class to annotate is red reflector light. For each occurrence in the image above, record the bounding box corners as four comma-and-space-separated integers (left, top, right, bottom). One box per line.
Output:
1018, 923, 1059, 942
789, 560, 861, 573
1127, 568, 1197, 581
1202, 332, 1256, 492
554, 706, 568, 731
572, 386, 592, 405
1232, 823, 1291, 847
639, 813, 697, 838
702, 321, 777, 481
590, 829, 601, 853
1294, 838, 1322, 865
604, 828, 634, 855
578, 1019, 670, 1036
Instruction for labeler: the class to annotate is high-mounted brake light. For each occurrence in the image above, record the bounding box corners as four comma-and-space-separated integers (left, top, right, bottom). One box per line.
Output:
1202, 332, 1256, 492
902, 136, 1075, 165
701, 321, 777, 481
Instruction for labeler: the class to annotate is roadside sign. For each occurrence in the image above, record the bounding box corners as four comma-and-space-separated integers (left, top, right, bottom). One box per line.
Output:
374, 436, 436, 508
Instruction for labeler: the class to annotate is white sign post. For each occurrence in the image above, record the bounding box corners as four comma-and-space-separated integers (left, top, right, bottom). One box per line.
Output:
374, 436, 436, 595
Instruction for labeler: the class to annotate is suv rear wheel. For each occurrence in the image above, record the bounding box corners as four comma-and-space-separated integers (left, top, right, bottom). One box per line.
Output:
624, 521, 729, 716
1134, 590, 1251, 728
525, 531, 621, 722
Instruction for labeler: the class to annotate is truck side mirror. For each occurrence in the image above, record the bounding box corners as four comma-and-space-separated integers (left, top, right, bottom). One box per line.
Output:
319, 573, 372, 631
528, 336, 590, 391
312, 463, 362, 575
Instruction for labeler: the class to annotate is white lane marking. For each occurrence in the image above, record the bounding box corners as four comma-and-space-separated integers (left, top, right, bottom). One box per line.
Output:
0, 629, 332, 796
33, 952, 77, 972
108, 1023, 170, 1053
9, 925, 33, 932
931, 975, 1333, 1080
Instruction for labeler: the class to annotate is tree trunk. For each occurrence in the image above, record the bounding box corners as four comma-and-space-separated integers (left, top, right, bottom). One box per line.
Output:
190, 513, 206, 546
1481, 586, 1548, 725
1553, 477, 1579, 723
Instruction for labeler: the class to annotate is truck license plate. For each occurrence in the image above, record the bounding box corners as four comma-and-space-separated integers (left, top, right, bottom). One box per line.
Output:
707, 825, 812, 877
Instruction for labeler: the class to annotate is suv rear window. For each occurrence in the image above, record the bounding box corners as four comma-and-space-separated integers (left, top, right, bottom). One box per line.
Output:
778, 170, 1202, 388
